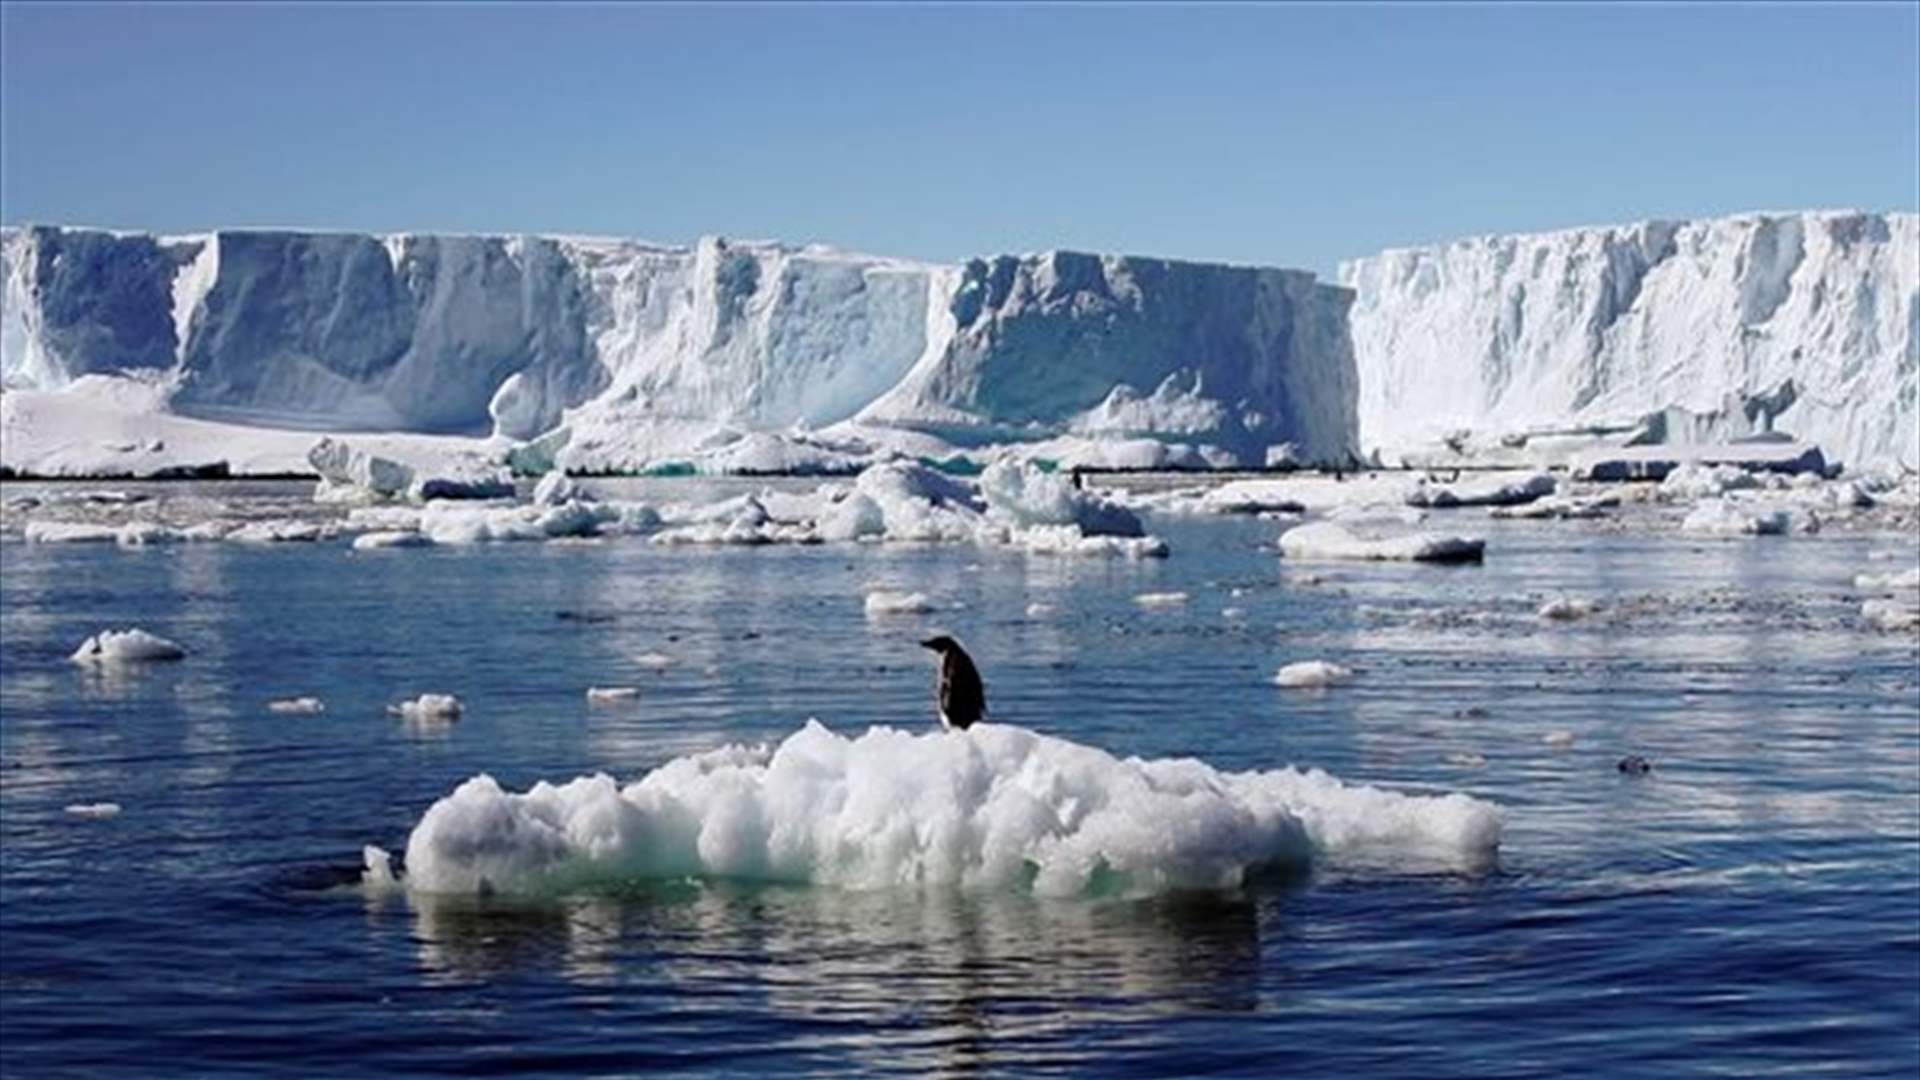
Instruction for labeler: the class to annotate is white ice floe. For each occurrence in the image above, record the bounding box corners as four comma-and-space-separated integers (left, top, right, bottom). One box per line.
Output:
1444, 752, 1488, 769
71, 628, 187, 665
1679, 500, 1790, 536
389, 694, 463, 721
1012, 525, 1168, 559
1488, 494, 1615, 520
1133, 591, 1190, 608
977, 459, 1144, 537
1279, 521, 1485, 563
633, 652, 674, 669
586, 687, 641, 704
865, 590, 937, 616
1273, 661, 1354, 688
351, 530, 432, 550
1025, 602, 1056, 618
1542, 730, 1576, 748
65, 802, 123, 818
1658, 463, 1761, 501
267, 696, 326, 715
1861, 598, 1920, 632
24, 521, 119, 543
1406, 471, 1555, 508
227, 519, 328, 544
1854, 568, 1920, 592
532, 470, 590, 507
1537, 597, 1596, 621
370, 719, 1503, 898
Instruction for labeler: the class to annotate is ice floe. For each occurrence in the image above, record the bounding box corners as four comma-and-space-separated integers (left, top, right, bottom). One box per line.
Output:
1133, 591, 1190, 608
1273, 661, 1354, 688
1537, 597, 1596, 621
1679, 500, 1790, 536
586, 687, 641, 704
65, 802, 123, 818
1279, 521, 1485, 563
1406, 471, 1555, 508
389, 694, 463, 721
267, 696, 326, 715
370, 719, 1502, 898
865, 590, 936, 616
71, 628, 187, 665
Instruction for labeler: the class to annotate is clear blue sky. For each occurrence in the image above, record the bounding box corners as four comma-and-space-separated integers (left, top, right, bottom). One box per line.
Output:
3, 2, 1914, 275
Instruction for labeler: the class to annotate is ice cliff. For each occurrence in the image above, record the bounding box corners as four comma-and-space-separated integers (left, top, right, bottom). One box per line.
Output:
1340, 211, 1919, 471
0, 226, 1357, 471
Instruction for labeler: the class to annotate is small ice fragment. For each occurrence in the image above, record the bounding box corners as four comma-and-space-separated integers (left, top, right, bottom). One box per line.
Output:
1445, 752, 1488, 769
1133, 591, 1190, 608
1861, 598, 1920, 632
587, 686, 641, 703
268, 696, 326, 715
633, 652, 674, 669
1025, 602, 1056, 618
65, 802, 122, 818
1274, 660, 1354, 688
1537, 597, 1594, 621
362, 845, 400, 890
1222, 607, 1247, 619
389, 694, 462, 721
1542, 730, 1575, 748
352, 530, 432, 550
865, 590, 935, 616
71, 628, 187, 666
1854, 568, 1920, 592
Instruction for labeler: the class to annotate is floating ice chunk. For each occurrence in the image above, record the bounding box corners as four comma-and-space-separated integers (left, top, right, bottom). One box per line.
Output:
389, 694, 463, 721
1279, 521, 1485, 563
1025, 602, 1057, 618
1407, 471, 1555, 508
1222, 607, 1247, 619
865, 590, 936, 616
227, 519, 327, 543
24, 521, 119, 543
1537, 597, 1595, 621
633, 652, 674, 669
1274, 660, 1354, 688
532, 470, 590, 507
65, 802, 123, 818
1327, 502, 1427, 526
1133, 591, 1190, 607
384, 720, 1503, 898
1013, 525, 1169, 558
268, 696, 326, 715
1658, 463, 1761, 501
1542, 730, 1576, 748
362, 845, 400, 890
1444, 752, 1488, 769
309, 438, 415, 499
979, 459, 1144, 537
1679, 500, 1790, 536
1854, 568, 1920, 592
1489, 494, 1615, 520
352, 530, 432, 550
818, 492, 887, 542
1861, 598, 1920, 632
586, 686, 641, 703
71, 628, 187, 665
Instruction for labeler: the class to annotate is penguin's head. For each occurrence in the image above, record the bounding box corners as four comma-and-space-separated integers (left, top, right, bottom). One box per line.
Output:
920, 635, 959, 654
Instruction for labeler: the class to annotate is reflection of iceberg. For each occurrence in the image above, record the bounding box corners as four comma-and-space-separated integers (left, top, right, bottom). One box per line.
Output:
371, 720, 1501, 899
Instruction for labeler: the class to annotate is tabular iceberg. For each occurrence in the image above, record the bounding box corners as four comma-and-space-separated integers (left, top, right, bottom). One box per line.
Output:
1340, 210, 1918, 472
1, 226, 1358, 473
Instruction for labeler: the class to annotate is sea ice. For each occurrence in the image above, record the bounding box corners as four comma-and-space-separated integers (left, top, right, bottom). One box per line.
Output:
267, 696, 326, 715
1273, 661, 1354, 688
1861, 598, 1920, 632
1406, 471, 1555, 508
371, 719, 1502, 898
1279, 521, 1485, 563
586, 687, 641, 703
865, 590, 936, 616
1537, 597, 1596, 621
351, 530, 432, 550
1133, 591, 1190, 607
71, 628, 187, 665
65, 802, 123, 818
1679, 500, 1790, 536
389, 694, 463, 721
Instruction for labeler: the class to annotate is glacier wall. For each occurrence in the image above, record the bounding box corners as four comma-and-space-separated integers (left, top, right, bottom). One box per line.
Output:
1339, 211, 1919, 471
0, 226, 1357, 467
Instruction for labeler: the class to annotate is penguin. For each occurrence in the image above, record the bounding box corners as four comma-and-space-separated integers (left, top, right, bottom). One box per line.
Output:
919, 635, 986, 730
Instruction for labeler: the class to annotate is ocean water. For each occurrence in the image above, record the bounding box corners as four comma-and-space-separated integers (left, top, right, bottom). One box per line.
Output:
2, 481, 1916, 1078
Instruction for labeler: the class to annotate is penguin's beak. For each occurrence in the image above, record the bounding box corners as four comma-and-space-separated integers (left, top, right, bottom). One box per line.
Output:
918, 638, 940, 651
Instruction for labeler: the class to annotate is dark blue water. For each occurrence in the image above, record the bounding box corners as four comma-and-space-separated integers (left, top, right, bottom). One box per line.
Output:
3, 483, 1916, 1078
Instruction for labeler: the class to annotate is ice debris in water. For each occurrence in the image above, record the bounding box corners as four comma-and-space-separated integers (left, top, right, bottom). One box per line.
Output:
389, 694, 463, 721
1542, 730, 1576, 748
352, 530, 432, 550
1274, 661, 1354, 688
65, 802, 123, 818
369, 720, 1503, 898
71, 628, 186, 666
1537, 597, 1595, 621
1861, 598, 1920, 633
633, 652, 674, 669
1133, 591, 1190, 608
586, 687, 641, 704
1679, 500, 1789, 536
1854, 568, 1920, 592
1279, 521, 1485, 563
865, 590, 936, 616
1405, 471, 1555, 508
267, 696, 326, 715
1025, 602, 1056, 618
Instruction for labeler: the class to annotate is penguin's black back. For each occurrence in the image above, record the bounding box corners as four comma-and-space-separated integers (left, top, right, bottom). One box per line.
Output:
939, 645, 987, 730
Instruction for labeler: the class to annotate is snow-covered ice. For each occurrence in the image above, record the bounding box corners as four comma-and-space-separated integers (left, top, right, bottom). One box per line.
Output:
1133, 591, 1190, 608
71, 628, 187, 665
1278, 521, 1485, 564
1274, 661, 1355, 688
1679, 500, 1790, 537
64, 802, 123, 819
267, 696, 326, 715
368, 720, 1502, 898
1537, 597, 1596, 621
389, 694, 463, 721
586, 687, 641, 704
865, 590, 936, 616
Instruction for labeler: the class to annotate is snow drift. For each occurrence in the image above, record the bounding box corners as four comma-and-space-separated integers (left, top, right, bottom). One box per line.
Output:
368, 720, 1502, 898
1340, 210, 1919, 471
